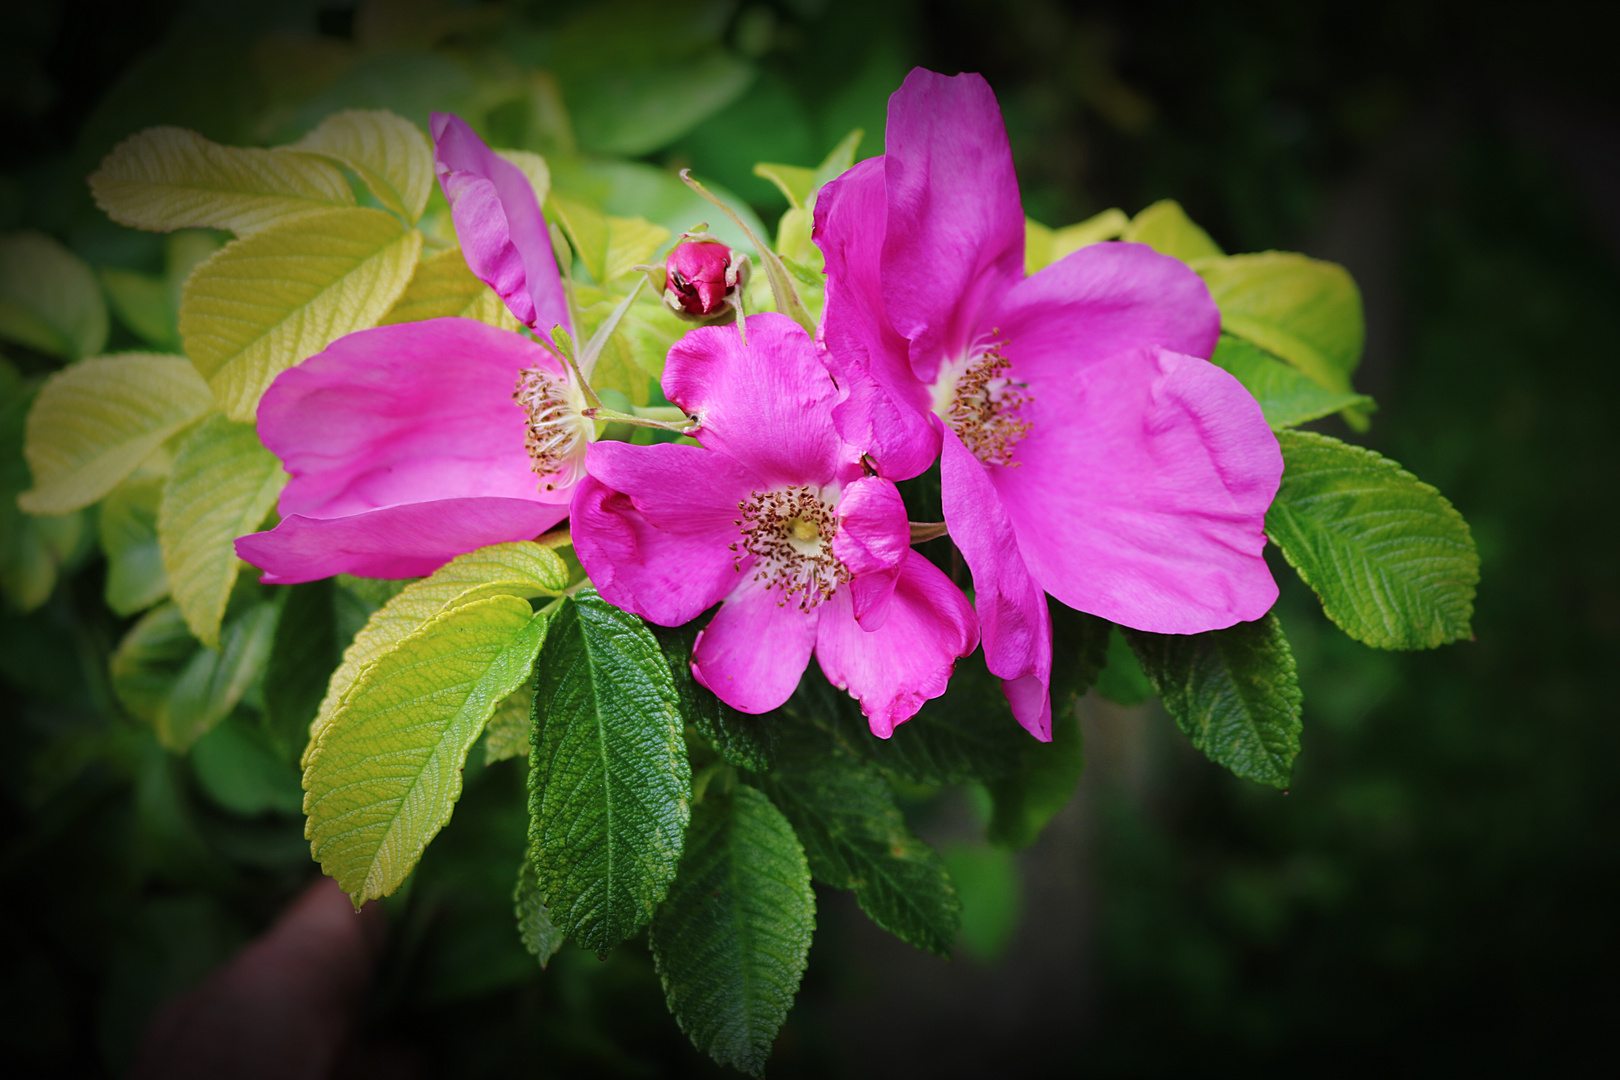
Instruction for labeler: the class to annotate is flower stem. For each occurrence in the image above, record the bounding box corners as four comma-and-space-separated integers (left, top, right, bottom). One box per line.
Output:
909, 521, 949, 544
584, 406, 695, 433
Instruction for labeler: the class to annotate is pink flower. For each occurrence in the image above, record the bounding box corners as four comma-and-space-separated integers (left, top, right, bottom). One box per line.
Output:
571, 312, 979, 736
814, 69, 1282, 739
431, 112, 571, 335
235, 318, 587, 583
237, 114, 589, 583
663, 238, 744, 318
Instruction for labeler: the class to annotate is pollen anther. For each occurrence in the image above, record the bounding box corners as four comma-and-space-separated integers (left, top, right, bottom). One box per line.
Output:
735, 486, 850, 610
942, 335, 1033, 467
513, 365, 591, 490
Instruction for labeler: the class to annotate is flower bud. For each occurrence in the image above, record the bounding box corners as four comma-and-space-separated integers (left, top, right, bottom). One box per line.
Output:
663, 238, 748, 320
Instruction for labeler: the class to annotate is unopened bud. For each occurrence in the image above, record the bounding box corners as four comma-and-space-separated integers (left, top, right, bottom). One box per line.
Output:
663, 237, 748, 320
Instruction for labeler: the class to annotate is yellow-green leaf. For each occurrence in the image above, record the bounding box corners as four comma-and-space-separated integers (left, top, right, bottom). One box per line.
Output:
1198, 252, 1366, 395
292, 109, 434, 222
180, 207, 422, 420
483, 681, 536, 766
19, 353, 212, 514
310, 541, 569, 761
305, 594, 552, 902
378, 246, 521, 330
752, 162, 815, 209
605, 216, 671, 281
497, 149, 551, 210
548, 193, 609, 283
90, 126, 357, 236
0, 232, 109, 360
159, 415, 286, 647
1122, 199, 1223, 262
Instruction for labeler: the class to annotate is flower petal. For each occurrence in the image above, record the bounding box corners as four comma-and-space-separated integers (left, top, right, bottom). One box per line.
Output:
570, 461, 750, 629
258, 318, 560, 518
236, 497, 567, 584
814, 157, 939, 479
830, 475, 909, 631
692, 577, 818, 714
431, 112, 569, 335
940, 428, 1053, 740
994, 240, 1221, 380
663, 313, 856, 487
993, 344, 1281, 634
814, 550, 979, 739
882, 68, 1025, 385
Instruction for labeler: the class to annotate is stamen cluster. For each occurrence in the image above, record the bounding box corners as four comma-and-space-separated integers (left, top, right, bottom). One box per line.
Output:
512, 365, 589, 489
944, 339, 1033, 467
729, 485, 851, 610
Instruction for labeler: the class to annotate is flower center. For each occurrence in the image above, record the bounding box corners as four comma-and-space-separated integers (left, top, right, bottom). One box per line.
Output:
512, 365, 592, 491
729, 485, 850, 610
931, 333, 1033, 467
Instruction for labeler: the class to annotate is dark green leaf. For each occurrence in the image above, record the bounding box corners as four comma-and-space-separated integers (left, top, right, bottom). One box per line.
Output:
650, 619, 775, 772
986, 709, 1085, 850
528, 592, 691, 954
1094, 625, 1154, 706
1267, 430, 1478, 649
514, 853, 565, 968
1048, 602, 1111, 707
189, 713, 302, 816
263, 579, 344, 762
758, 748, 959, 957
649, 785, 813, 1077
1126, 614, 1303, 788
940, 844, 1021, 962
100, 477, 169, 616
783, 660, 1026, 785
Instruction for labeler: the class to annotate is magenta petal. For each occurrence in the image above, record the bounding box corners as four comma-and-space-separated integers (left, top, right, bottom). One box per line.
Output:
663, 314, 855, 486
940, 428, 1054, 740
259, 319, 559, 518
881, 68, 1025, 385
570, 471, 747, 629
236, 498, 567, 584
431, 112, 569, 335
994, 345, 1281, 634
831, 476, 909, 631
692, 578, 818, 714
815, 550, 979, 738
994, 241, 1222, 379
814, 158, 939, 479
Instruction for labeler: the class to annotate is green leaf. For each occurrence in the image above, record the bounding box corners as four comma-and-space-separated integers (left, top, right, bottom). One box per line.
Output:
111, 599, 279, 752
1094, 625, 1155, 706
179, 207, 422, 420
378, 245, 521, 330
1025, 208, 1128, 275
752, 162, 815, 209
100, 268, 179, 350
759, 746, 959, 957
312, 541, 568, 757
784, 661, 1027, 785
292, 109, 434, 222
569, 50, 756, 157
1126, 614, 1303, 788
649, 785, 813, 1077
1121, 199, 1223, 262
1267, 430, 1478, 649
190, 713, 303, 816
100, 476, 169, 615
527, 592, 691, 954
547, 193, 610, 284
985, 709, 1085, 850
940, 843, 1021, 962
604, 216, 671, 282
262, 578, 361, 762
649, 619, 775, 773
19, 352, 211, 515
0, 232, 109, 360
1198, 253, 1365, 415
0, 370, 85, 612
159, 415, 285, 647
305, 594, 552, 902
1048, 602, 1112, 706
1210, 334, 1376, 429
482, 681, 536, 766
810, 128, 864, 191
515, 853, 565, 967
90, 126, 356, 236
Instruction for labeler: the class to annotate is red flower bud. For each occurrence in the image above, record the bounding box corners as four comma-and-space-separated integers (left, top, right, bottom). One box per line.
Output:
664, 239, 744, 319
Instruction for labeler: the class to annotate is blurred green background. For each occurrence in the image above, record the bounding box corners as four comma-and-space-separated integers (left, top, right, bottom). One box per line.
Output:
3, 0, 1616, 1075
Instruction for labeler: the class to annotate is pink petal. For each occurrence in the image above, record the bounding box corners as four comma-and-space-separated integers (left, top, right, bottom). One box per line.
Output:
814, 157, 939, 480
257, 319, 558, 519
881, 69, 1025, 386
236, 497, 567, 584
663, 314, 857, 487
993, 241, 1221, 379
692, 577, 819, 714
940, 428, 1053, 740
570, 460, 750, 629
814, 551, 979, 738
992, 345, 1281, 634
830, 475, 909, 631
431, 112, 570, 335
